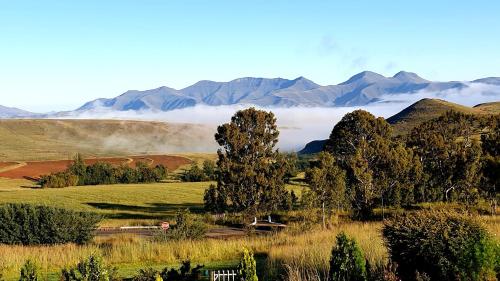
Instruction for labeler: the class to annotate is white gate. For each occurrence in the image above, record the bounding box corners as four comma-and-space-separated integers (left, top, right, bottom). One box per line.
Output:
212, 269, 238, 281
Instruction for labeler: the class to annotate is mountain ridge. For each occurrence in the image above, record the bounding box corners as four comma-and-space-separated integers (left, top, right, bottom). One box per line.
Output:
2, 71, 500, 118
68, 71, 500, 114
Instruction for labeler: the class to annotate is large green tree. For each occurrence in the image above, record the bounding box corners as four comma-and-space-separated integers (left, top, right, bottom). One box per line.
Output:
207, 108, 288, 215
324, 110, 420, 218
407, 111, 484, 203
305, 152, 346, 228
480, 120, 499, 214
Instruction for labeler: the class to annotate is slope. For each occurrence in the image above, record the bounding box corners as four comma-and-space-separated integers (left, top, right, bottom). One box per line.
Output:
0, 119, 217, 161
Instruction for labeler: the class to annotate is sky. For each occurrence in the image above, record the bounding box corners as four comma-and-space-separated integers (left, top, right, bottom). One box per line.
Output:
1, 1, 499, 112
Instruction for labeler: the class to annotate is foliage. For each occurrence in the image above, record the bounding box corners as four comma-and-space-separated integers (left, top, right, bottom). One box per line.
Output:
203, 184, 226, 213
39, 171, 79, 188
406, 111, 493, 203
158, 209, 207, 241
238, 248, 258, 281
162, 261, 203, 281
208, 108, 289, 215
19, 260, 39, 281
366, 261, 400, 281
324, 110, 422, 219
202, 160, 217, 181
305, 152, 346, 228
60, 254, 117, 281
39, 155, 168, 188
0, 203, 101, 245
283, 153, 299, 183
180, 164, 206, 182
383, 210, 498, 280
131, 261, 203, 281
132, 267, 160, 281
329, 232, 367, 281
480, 121, 499, 214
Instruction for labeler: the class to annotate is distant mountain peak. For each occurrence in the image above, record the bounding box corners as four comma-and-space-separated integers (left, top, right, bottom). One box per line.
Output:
340, 71, 387, 85
393, 71, 428, 83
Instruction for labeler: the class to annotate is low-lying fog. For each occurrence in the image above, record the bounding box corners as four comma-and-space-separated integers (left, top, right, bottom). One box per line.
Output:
65, 83, 500, 151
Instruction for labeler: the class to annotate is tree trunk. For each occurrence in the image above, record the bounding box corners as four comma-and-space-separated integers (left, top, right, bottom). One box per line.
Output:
322, 202, 326, 229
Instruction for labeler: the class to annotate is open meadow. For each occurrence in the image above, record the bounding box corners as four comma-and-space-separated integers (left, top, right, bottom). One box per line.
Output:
0, 175, 498, 280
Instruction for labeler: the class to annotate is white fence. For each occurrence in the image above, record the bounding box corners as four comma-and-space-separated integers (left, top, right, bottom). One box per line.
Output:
211, 269, 238, 281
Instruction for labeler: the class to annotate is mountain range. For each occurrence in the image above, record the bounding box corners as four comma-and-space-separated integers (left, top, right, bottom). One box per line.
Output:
1, 71, 500, 117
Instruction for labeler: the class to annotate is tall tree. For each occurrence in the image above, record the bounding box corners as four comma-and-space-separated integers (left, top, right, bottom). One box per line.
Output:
407, 111, 484, 203
480, 121, 499, 214
324, 110, 419, 218
208, 108, 287, 215
305, 152, 346, 228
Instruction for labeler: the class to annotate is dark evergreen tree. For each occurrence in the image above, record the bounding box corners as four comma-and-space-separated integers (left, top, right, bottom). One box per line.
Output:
210, 108, 287, 215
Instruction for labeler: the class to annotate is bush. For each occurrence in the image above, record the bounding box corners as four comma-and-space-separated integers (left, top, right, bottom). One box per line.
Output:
61, 254, 117, 281
155, 209, 207, 241
19, 260, 39, 281
0, 204, 101, 245
238, 248, 258, 281
180, 165, 206, 182
132, 261, 202, 281
329, 232, 367, 281
383, 210, 498, 281
39, 172, 78, 188
160, 261, 203, 281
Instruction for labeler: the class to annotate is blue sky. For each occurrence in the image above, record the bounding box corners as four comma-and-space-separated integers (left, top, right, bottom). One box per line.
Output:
1, 0, 499, 112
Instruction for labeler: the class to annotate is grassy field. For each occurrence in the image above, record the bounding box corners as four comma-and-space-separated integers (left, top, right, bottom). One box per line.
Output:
0, 178, 304, 226
0, 177, 498, 280
0, 119, 216, 161
0, 221, 386, 281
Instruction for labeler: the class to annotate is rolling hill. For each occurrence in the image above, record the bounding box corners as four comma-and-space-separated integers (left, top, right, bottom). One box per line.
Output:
0, 119, 217, 161
386, 98, 498, 134
299, 99, 500, 154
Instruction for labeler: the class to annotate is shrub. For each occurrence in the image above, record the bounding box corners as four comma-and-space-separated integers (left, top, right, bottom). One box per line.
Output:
132, 261, 202, 281
383, 210, 498, 281
133, 268, 161, 281
180, 165, 206, 182
0, 204, 101, 245
160, 261, 203, 281
19, 260, 39, 281
155, 209, 207, 241
329, 232, 367, 281
61, 254, 117, 281
238, 248, 258, 281
39, 172, 78, 188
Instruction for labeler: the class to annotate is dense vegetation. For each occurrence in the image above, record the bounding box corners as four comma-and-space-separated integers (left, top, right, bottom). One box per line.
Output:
383, 210, 498, 280
39, 154, 167, 188
319, 110, 499, 219
0, 204, 101, 245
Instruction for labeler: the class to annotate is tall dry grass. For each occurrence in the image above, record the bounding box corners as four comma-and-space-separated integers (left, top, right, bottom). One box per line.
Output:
0, 222, 385, 280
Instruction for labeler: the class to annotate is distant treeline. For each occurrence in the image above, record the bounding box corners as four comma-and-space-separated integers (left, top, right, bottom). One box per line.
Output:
0, 203, 100, 245
39, 154, 167, 188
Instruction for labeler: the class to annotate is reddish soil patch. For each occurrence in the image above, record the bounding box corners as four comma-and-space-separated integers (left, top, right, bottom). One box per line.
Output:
130, 155, 191, 171
0, 162, 18, 170
0, 155, 191, 180
0, 158, 128, 180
